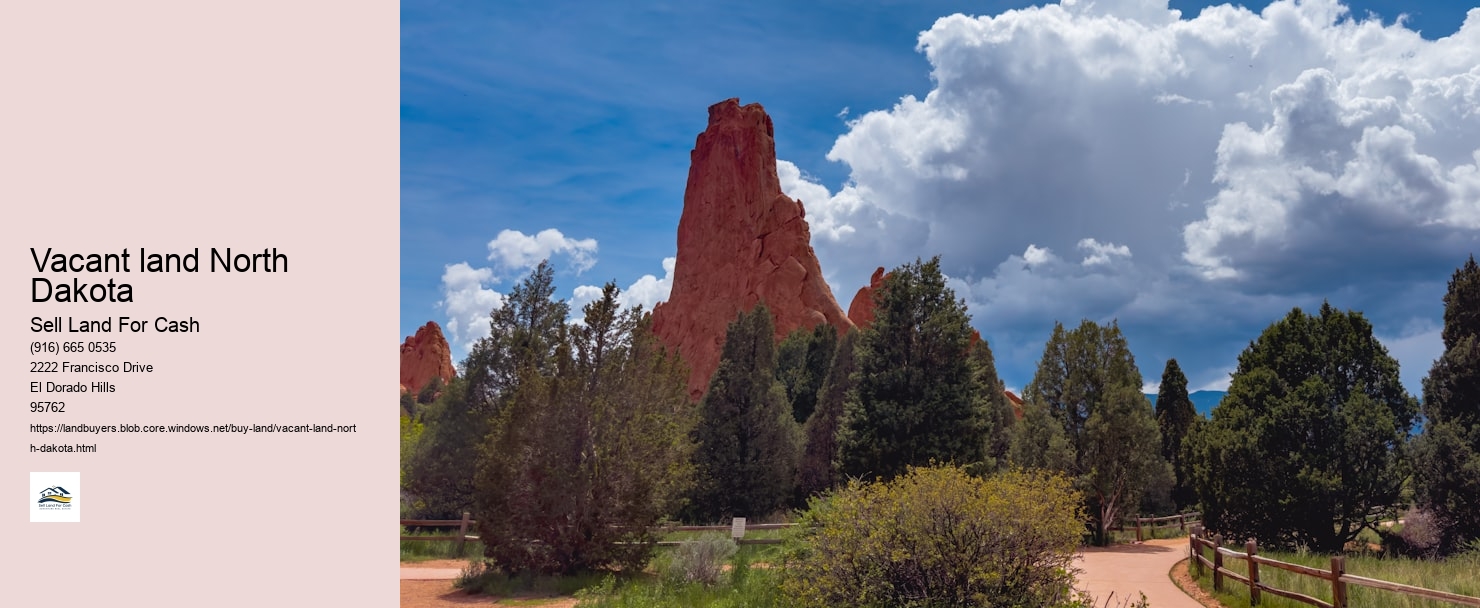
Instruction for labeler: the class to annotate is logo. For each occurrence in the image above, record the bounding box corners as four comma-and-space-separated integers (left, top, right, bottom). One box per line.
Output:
30, 472, 80, 522
38, 486, 72, 507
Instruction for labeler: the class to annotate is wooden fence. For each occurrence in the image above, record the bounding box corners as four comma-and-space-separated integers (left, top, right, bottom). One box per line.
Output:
400, 514, 796, 555
1189, 528, 1480, 607
1122, 512, 1201, 542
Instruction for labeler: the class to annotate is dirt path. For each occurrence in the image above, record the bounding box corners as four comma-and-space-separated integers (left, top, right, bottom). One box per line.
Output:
400, 561, 577, 608
402, 540, 1206, 607
1076, 538, 1203, 607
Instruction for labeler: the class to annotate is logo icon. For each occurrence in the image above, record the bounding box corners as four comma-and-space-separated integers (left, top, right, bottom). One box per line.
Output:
30, 472, 81, 522
38, 486, 72, 506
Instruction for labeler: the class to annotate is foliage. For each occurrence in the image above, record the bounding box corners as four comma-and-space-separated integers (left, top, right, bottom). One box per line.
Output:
575, 565, 787, 608
474, 279, 697, 575
687, 303, 802, 522
1154, 358, 1198, 510
780, 466, 1085, 608
1085, 384, 1174, 538
840, 256, 995, 482
1009, 399, 1075, 474
1188, 303, 1417, 552
1414, 255, 1480, 554
659, 534, 738, 586
406, 261, 570, 520
797, 329, 857, 500
1020, 320, 1167, 545
403, 376, 479, 519
399, 411, 424, 488
776, 324, 838, 424
970, 335, 1017, 474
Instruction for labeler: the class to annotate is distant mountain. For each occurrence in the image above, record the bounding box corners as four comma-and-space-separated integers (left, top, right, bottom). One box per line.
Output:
1145, 390, 1227, 417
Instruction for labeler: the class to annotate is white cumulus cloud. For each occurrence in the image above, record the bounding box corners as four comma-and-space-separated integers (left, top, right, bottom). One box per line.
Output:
780, 0, 1480, 393
486, 228, 598, 275
438, 262, 504, 354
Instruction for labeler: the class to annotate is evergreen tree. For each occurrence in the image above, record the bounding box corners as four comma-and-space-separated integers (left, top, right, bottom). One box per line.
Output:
405, 261, 568, 520
797, 329, 858, 499
1188, 303, 1416, 552
1009, 399, 1075, 473
1154, 359, 1198, 510
969, 335, 1016, 473
1020, 319, 1167, 545
687, 304, 801, 521
839, 256, 990, 481
776, 324, 838, 424
475, 283, 696, 574
1414, 256, 1480, 553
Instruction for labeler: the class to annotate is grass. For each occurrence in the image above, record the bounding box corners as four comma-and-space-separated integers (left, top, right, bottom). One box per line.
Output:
400, 526, 484, 562
573, 551, 785, 608
1188, 540, 1480, 608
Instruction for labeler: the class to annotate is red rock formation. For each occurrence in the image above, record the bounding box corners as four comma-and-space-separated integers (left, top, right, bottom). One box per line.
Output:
1003, 389, 1025, 420
847, 267, 888, 328
400, 321, 455, 396
652, 98, 854, 399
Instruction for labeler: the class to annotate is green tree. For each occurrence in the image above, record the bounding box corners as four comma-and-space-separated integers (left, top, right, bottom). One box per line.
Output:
1009, 399, 1075, 474
839, 256, 991, 481
970, 335, 1016, 473
687, 303, 801, 522
403, 261, 567, 520
797, 329, 857, 499
1155, 359, 1198, 510
1020, 320, 1167, 545
1414, 256, 1480, 554
475, 282, 696, 574
776, 323, 838, 424
403, 376, 479, 519
1188, 303, 1416, 552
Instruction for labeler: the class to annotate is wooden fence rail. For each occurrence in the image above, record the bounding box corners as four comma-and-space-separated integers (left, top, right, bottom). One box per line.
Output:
399, 515, 798, 554
1110, 511, 1202, 542
1189, 528, 1480, 607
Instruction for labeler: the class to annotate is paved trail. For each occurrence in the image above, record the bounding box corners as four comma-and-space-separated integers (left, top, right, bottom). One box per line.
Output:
1076, 538, 1201, 607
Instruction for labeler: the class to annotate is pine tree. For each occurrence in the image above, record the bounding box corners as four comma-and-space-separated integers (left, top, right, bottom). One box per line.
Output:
687, 304, 801, 521
839, 256, 989, 482
1020, 319, 1167, 545
798, 329, 858, 499
776, 324, 838, 424
1155, 359, 1198, 510
405, 261, 567, 520
969, 335, 1015, 473
1189, 303, 1415, 552
1414, 256, 1480, 553
474, 282, 696, 574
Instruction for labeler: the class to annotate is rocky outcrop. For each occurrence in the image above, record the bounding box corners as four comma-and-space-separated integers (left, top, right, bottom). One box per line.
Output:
1004, 389, 1025, 420
400, 321, 455, 395
652, 98, 853, 398
847, 267, 888, 328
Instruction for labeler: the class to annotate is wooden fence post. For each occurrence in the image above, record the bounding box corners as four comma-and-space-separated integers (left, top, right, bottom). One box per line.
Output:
455, 511, 471, 557
1179, 514, 1187, 532
1213, 534, 1225, 592
1331, 556, 1347, 608
1246, 539, 1261, 606
1136, 517, 1144, 542
1190, 531, 1201, 578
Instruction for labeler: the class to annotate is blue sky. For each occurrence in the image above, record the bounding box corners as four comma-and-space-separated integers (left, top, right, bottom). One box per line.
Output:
402, 0, 1480, 397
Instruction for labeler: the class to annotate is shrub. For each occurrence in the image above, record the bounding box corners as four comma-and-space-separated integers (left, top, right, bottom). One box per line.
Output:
781, 465, 1084, 608
660, 534, 738, 586
1382, 508, 1444, 558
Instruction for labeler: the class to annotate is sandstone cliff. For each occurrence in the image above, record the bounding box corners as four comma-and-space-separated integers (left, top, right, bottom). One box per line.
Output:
400, 321, 455, 395
847, 267, 888, 328
652, 98, 853, 398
